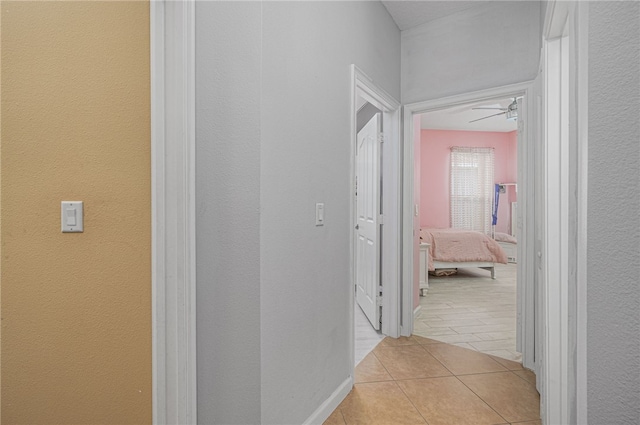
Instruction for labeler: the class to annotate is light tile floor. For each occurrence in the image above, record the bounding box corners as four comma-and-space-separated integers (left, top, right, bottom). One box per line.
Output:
326, 335, 540, 425
414, 263, 521, 361
355, 302, 385, 365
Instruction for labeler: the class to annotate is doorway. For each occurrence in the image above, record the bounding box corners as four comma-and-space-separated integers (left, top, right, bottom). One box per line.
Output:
413, 97, 521, 361
401, 82, 539, 375
349, 66, 401, 370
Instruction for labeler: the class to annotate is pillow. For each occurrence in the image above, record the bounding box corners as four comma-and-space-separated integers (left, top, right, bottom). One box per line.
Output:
495, 232, 517, 244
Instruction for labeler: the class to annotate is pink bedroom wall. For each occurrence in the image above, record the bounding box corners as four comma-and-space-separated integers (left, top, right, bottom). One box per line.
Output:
420, 129, 517, 235
504, 130, 518, 233
413, 116, 422, 309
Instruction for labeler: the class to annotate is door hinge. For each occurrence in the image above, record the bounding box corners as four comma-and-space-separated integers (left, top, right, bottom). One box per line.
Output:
378, 214, 384, 225
376, 294, 383, 307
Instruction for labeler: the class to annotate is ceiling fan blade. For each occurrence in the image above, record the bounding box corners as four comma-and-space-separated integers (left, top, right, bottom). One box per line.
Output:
472, 107, 508, 111
469, 111, 507, 123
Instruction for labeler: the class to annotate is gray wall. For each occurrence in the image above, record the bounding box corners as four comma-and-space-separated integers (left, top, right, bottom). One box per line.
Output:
401, 1, 541, 104
196, 2, 262, 424
260, 2, 400, 423
195, 1, 400, 424
587, 2, 640, 423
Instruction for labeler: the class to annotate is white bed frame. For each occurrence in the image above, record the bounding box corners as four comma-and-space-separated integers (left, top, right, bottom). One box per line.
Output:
432, 261, 497, 279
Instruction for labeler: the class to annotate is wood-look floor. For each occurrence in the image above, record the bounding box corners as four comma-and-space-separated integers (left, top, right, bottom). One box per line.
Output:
415, 263, 520, 361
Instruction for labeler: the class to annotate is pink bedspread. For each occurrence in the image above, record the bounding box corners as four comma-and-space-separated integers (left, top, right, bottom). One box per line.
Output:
420, 228, 508, 271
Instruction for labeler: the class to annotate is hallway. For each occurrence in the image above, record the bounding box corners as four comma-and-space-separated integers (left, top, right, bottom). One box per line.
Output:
326, 336, 540, 425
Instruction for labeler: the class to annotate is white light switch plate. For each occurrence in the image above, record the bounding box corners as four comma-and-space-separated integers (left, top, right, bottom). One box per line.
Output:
61, 201, 83, 233
315, 203, 324, 226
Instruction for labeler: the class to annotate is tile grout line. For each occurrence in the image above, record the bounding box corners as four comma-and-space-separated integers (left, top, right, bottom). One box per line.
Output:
362, 341, 432, 424
393, 380, 431, 425
509, 368, 537, 388
370, 347, 396, 383
387, 341, 436, 425
415, 342, 460, 379
452, 372, 510, 425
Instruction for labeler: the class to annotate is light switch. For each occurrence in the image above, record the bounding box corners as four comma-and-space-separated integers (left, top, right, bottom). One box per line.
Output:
315, 203, 324, 226
61, 201, 83, 233
66, 208, 77, 226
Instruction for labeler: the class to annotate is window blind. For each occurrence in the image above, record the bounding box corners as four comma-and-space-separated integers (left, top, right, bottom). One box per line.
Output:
450, 147, 495, 235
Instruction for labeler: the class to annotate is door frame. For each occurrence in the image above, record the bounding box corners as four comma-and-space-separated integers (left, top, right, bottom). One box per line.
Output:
540, 1, 589, 423
401, 81, 537, 353
151, 1, 197, 424
349, 65, 401, 371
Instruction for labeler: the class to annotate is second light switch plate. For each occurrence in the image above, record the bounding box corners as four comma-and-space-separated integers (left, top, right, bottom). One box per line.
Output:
315, 203, 324, 226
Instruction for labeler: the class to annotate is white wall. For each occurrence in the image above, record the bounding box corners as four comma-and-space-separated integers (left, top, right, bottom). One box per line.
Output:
196, 1, 400, 424
587, 2, 640, 423
260, 2, 399, 423
195, 2, 262, 424
401, 1, 541, 104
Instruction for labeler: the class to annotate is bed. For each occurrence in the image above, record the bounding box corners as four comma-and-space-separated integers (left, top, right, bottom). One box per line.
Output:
419, 228, 508, 279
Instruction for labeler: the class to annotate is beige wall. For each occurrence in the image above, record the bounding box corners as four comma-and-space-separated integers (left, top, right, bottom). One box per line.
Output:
1, 2, 151, 423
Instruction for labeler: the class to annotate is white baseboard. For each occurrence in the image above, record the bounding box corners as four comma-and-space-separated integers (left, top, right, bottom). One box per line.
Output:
414, 305, 422, 322
302, 376, 352, 425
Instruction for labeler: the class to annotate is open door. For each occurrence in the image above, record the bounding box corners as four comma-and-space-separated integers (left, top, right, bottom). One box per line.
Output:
355, 113, 382, 330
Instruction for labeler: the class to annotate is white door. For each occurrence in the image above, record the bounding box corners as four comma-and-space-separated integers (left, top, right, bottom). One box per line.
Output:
356, 113, 382, 330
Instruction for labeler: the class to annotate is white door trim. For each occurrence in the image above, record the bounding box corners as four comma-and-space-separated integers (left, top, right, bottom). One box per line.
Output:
573, 4, 589, 423
349, 65, 401, 375
541, 1, 589, 423
542, 34, 569, 424
151, 1, 197, 424
401, 81, 536, 341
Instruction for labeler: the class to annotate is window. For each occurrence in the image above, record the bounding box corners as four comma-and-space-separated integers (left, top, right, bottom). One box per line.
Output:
450, 147, 495, 235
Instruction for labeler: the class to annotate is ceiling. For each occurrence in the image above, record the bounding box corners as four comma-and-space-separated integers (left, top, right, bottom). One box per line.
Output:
380, 1, 526, 132
420, 97, 518, 132
381, 0, 493, 31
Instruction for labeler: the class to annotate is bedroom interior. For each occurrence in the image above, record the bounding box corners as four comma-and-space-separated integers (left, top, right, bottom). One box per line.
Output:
413, 97, 521, 361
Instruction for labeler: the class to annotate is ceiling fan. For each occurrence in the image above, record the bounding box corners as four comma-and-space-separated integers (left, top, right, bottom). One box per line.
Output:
469, 98, 518, 123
